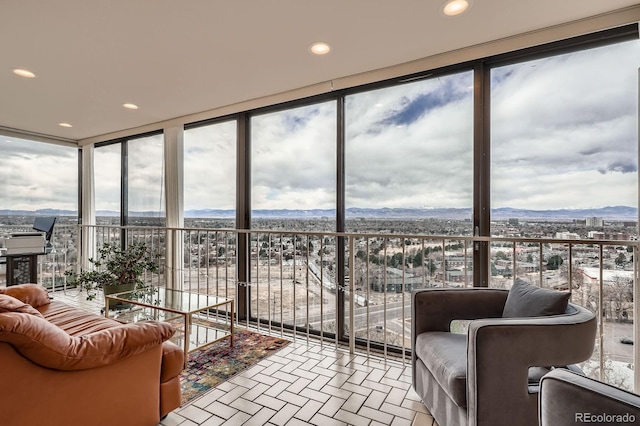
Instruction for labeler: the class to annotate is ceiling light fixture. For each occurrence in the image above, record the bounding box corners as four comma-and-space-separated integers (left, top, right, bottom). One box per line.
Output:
123, 103, 139, 110
310, 42, 331, 55
442, 0, 470, 16
12, 68, 36, 78
58, 123, 72, 128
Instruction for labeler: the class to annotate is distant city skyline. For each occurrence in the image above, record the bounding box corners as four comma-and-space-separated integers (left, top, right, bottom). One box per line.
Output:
0, 205, 638, 222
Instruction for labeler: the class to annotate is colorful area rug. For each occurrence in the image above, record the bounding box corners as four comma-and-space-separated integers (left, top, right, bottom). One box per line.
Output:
180, 329, 290, 405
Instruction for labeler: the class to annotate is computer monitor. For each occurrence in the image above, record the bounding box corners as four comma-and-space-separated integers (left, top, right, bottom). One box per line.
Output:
33, 217, 56, 242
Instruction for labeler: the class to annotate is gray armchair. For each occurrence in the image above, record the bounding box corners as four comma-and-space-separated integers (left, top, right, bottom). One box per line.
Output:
412, 287, 596, 426
539, 369, 640, 426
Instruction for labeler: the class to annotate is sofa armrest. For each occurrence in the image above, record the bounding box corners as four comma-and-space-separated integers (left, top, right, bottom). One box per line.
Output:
412, 288, 508, 335
0, 312, 176, 370
466, 305, 596, 424
0, 284, 50, 308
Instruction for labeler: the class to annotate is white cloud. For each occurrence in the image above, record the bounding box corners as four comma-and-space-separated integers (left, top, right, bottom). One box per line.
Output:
0, 138, 77, 210
184, 121, 237, 210
251, 102, 337, 209
491, 40, 639, 209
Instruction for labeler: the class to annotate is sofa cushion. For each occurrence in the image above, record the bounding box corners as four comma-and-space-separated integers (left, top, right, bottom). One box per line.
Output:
502, 278, 570, 318
37, 300, 121, 336
0, 295, 44, 318
0, 312, 176, 370
0, 284, 50, 308
415, 331, 468, 407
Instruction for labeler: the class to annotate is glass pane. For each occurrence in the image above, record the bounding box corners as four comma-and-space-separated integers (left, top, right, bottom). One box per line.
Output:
251, 101, 337, 231
491, 40, 639, 238
345, 71, 474, 235
344, 72, 473, 349
601, 245, 634, 391
128, 133, 165, 226
0, 137, 77, 215
250, 101, 337, 336
184, 121, 236, 229
490, 39, 639, 390
94, 142, 121, 226
0, 136, 78, 288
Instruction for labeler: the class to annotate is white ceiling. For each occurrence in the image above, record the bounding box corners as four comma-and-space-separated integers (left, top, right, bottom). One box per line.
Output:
2, 0, 640, 142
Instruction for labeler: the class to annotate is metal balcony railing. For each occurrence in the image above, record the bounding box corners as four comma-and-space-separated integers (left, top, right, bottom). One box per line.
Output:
1, 223, 637, 392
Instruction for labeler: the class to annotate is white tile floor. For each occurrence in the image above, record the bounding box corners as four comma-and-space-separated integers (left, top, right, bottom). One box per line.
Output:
50, 288, 437, 426
162, 341, 435, 426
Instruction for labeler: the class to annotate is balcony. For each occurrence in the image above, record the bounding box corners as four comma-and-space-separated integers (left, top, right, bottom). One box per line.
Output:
3, 223, 636, 393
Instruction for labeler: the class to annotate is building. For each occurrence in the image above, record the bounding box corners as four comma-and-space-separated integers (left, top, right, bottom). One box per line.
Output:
555, 232, 580, 240
586, 217, 605, 227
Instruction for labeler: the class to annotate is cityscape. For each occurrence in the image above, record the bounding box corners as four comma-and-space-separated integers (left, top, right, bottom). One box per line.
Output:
0, 208, 637, 389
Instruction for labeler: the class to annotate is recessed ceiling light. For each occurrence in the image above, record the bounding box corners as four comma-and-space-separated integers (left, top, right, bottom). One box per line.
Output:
59, 123, 72, 128
12, 68, 36, 78
442, 0, 471, 16
310, 42, 331, 55
123, 103, 139, 110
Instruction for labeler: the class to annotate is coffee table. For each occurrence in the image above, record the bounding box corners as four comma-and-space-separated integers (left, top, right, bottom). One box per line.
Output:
105, 287, 234, 368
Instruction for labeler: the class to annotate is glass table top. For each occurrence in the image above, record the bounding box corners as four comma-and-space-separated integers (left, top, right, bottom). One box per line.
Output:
106, 287, 232, 314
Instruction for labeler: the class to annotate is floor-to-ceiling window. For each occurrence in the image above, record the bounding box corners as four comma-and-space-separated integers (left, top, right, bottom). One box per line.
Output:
344, 71, 474, 347
0, 136, 78, 286
183, 120, 237, 291
250, 101, 337, 333
490, 38, 640, 390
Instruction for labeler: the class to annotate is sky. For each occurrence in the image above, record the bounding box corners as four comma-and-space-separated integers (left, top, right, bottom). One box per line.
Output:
490, 40, 639, 209
0, 139, 77, 210
1, 39, 639, 213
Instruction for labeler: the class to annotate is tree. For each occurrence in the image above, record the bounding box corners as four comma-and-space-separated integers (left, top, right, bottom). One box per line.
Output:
546, 254, 563, 270
615, 253, 626, 266
413, 250, 423, 267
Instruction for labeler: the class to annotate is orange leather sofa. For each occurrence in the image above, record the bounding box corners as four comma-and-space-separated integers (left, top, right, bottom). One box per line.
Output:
0, 284, 184, 426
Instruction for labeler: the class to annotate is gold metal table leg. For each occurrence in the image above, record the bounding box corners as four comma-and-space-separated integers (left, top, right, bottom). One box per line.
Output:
230, 300, 234, 347
183, 313, 190, 369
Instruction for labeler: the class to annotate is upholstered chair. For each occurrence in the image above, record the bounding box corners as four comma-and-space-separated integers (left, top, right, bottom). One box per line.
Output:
539, 368, 640, 426
412, 280, 597, 426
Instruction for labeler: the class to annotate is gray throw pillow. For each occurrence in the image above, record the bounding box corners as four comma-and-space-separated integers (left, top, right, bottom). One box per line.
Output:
502, 278, 570, 318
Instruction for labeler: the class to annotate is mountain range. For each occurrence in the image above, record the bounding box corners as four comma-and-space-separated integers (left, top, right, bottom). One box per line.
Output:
0, 206, 637, 221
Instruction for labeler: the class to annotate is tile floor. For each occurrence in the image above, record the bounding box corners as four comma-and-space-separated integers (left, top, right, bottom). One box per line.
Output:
51, 288, 437, 426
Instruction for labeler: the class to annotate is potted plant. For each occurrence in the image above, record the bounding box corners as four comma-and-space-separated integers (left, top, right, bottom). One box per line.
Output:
66, 242, 159, 307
